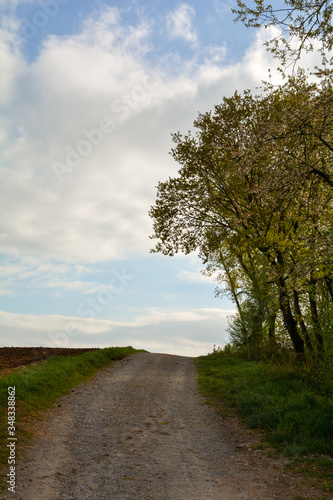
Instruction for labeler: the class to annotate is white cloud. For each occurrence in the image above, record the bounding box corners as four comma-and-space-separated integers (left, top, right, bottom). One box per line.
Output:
0, 8, 322, 269
204, 45, 227, 63
0, 256, 97, 295
0, 308, 235, 356
179, 270, 218, 284
166, 4, 197, 46
130, 307, 234, 326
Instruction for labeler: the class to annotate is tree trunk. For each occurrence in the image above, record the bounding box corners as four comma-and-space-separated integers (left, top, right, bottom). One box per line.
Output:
268, 312, 277, 345
250, 301, 265, 345
325, 276, 333, 303
293, 289, 314, 353
220, 254, 249, 339
279, 279, 307, 364
275, 251, 307, 364
308, 278, 324, 359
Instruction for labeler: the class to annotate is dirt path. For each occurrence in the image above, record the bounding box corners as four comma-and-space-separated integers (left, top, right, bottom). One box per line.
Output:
3, 353, 325, 499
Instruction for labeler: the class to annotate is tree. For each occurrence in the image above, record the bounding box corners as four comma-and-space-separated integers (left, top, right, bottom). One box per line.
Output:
233, 0, 333, 72
149, 74, 333, 364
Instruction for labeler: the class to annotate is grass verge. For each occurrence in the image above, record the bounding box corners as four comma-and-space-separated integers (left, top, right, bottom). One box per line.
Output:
0, 346, 144, 491
195, 354, 333, 492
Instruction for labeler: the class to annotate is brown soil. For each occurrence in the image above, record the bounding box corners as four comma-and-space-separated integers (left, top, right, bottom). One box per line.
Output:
0, 347, 99, 374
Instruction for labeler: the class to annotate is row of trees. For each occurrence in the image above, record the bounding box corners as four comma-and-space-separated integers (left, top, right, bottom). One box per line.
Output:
149, 0, 333, 366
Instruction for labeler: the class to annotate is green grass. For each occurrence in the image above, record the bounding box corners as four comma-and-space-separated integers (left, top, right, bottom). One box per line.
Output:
0, 346, 144, 486
195, 354, 333, 490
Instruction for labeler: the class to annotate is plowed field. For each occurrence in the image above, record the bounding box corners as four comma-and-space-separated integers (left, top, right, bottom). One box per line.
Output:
0, 347, 99, 372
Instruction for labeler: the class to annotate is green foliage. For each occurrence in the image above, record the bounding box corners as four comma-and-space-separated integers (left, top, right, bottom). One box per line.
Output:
215, 341, 296, 365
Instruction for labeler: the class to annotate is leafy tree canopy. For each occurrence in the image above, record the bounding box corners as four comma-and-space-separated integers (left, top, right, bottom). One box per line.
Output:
149, 73, 333, 362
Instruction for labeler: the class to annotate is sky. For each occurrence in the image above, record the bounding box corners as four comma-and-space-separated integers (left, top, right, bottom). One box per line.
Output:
0, 0, 321, 356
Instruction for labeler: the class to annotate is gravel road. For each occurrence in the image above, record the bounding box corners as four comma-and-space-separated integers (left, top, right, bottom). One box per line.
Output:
5, 353, 325, 499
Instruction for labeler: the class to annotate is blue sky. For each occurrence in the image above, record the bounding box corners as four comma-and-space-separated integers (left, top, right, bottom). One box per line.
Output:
0, 0, 320, 355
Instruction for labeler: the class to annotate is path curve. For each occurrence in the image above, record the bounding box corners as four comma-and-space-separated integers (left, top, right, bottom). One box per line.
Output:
5, 353, 323, 499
